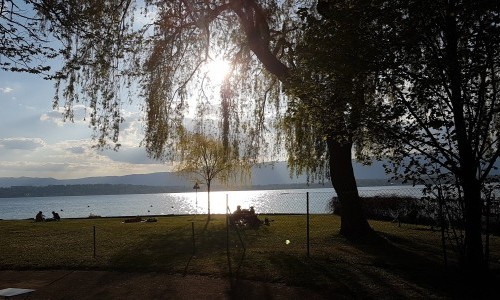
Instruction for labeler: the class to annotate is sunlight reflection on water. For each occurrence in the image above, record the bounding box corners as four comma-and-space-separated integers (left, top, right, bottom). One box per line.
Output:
0, 186, 423, 220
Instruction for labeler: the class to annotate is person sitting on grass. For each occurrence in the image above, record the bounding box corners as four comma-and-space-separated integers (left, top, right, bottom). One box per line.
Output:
52, 211, 61, 221
35, 211, 45, 222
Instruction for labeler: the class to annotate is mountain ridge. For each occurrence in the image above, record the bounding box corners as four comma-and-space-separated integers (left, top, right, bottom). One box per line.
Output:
0, 161, 390, 188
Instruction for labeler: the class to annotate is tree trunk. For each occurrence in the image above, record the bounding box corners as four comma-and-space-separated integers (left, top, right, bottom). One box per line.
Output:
444, 0, 485, 276
233, 1, 371, 238
327, 138, 372, 238
461, 177, 485, 275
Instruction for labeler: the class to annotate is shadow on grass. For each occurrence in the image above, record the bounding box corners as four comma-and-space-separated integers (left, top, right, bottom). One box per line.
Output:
107, 226, 195, 272
265, 253, 355, 299
92, 218, 499, 299
233, 231, 456, 298
107, 218, 231, 275
346, 231, 500, 299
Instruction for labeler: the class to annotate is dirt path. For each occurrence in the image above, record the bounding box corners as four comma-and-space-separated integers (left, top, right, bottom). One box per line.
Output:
0, 270, 335, 299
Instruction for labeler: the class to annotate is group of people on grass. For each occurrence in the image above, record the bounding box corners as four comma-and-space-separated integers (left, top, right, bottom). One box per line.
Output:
230, 205, 271, 228
35, 211, 61, 222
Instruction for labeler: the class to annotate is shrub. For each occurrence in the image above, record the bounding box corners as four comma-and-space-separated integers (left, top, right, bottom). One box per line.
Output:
329, 195, 435, 226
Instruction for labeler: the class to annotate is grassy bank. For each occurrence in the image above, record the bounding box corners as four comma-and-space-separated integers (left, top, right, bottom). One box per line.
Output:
1, 215, 499, 298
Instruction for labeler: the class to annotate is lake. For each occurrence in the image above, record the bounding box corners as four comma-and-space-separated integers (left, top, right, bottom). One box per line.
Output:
0, 186, 423, 220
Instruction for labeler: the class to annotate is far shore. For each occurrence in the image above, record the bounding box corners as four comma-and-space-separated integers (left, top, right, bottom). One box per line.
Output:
0, 180, 410, 199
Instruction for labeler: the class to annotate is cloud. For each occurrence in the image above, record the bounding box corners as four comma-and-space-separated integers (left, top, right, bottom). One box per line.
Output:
101, 146, 157, 165
40, 105, 88, 126
40, 111, 65, 126
117, 113, 144, 146
0, 137, 45, 150
0, 87, 13, 93
66, 146, 86, 154
0, 134, 171, 179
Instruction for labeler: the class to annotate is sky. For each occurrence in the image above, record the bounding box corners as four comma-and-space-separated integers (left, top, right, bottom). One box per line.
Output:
0, 3, 236, 180
0, 69, 172, 179
0, 38, 234, 180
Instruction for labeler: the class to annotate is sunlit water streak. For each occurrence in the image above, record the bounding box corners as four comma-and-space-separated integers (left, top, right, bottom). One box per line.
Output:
0, 186, 423, 220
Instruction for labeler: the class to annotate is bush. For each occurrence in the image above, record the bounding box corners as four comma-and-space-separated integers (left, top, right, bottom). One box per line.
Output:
329, 195, 435, 226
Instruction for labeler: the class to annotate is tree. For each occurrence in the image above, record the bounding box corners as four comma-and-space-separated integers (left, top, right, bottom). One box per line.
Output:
0, 0, 57, 76
133, 1, 376, 237
176, 132, 249, 220
31, 0, 377, 237
282, 0, 400, 237
15, 0, 498, 279
374, 0, 500, 277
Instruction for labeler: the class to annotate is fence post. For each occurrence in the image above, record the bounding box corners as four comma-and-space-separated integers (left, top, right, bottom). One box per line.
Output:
191, 221, 196, 255
485, 193, 491, 269
437, 191, 447, 269
306, 192, 310, 257
226, 194, 232, 278
93, 226, 96, 259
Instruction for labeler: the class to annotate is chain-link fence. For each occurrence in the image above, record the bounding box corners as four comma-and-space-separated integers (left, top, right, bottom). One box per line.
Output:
224, 191, 330, 254
224, 187, 500, 259
2, 186, 498, 274
224, 188, 422, 255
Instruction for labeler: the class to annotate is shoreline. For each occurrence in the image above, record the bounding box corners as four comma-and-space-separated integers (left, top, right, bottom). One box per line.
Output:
0, 181, 409, 199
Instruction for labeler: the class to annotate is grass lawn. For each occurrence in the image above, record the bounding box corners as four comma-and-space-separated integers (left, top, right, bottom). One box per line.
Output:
1, 214, 499, 298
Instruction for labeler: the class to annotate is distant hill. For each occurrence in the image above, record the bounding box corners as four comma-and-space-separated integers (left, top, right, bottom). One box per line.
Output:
0, 160, 404, 198
0, 172, 187, 188
0, 161, 391, 188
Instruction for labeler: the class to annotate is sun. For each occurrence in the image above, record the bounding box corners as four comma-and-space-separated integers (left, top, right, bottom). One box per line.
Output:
204, 58, 231, 85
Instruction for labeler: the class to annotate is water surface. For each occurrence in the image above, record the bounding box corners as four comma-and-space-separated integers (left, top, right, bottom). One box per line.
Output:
0, 186, 423, 220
